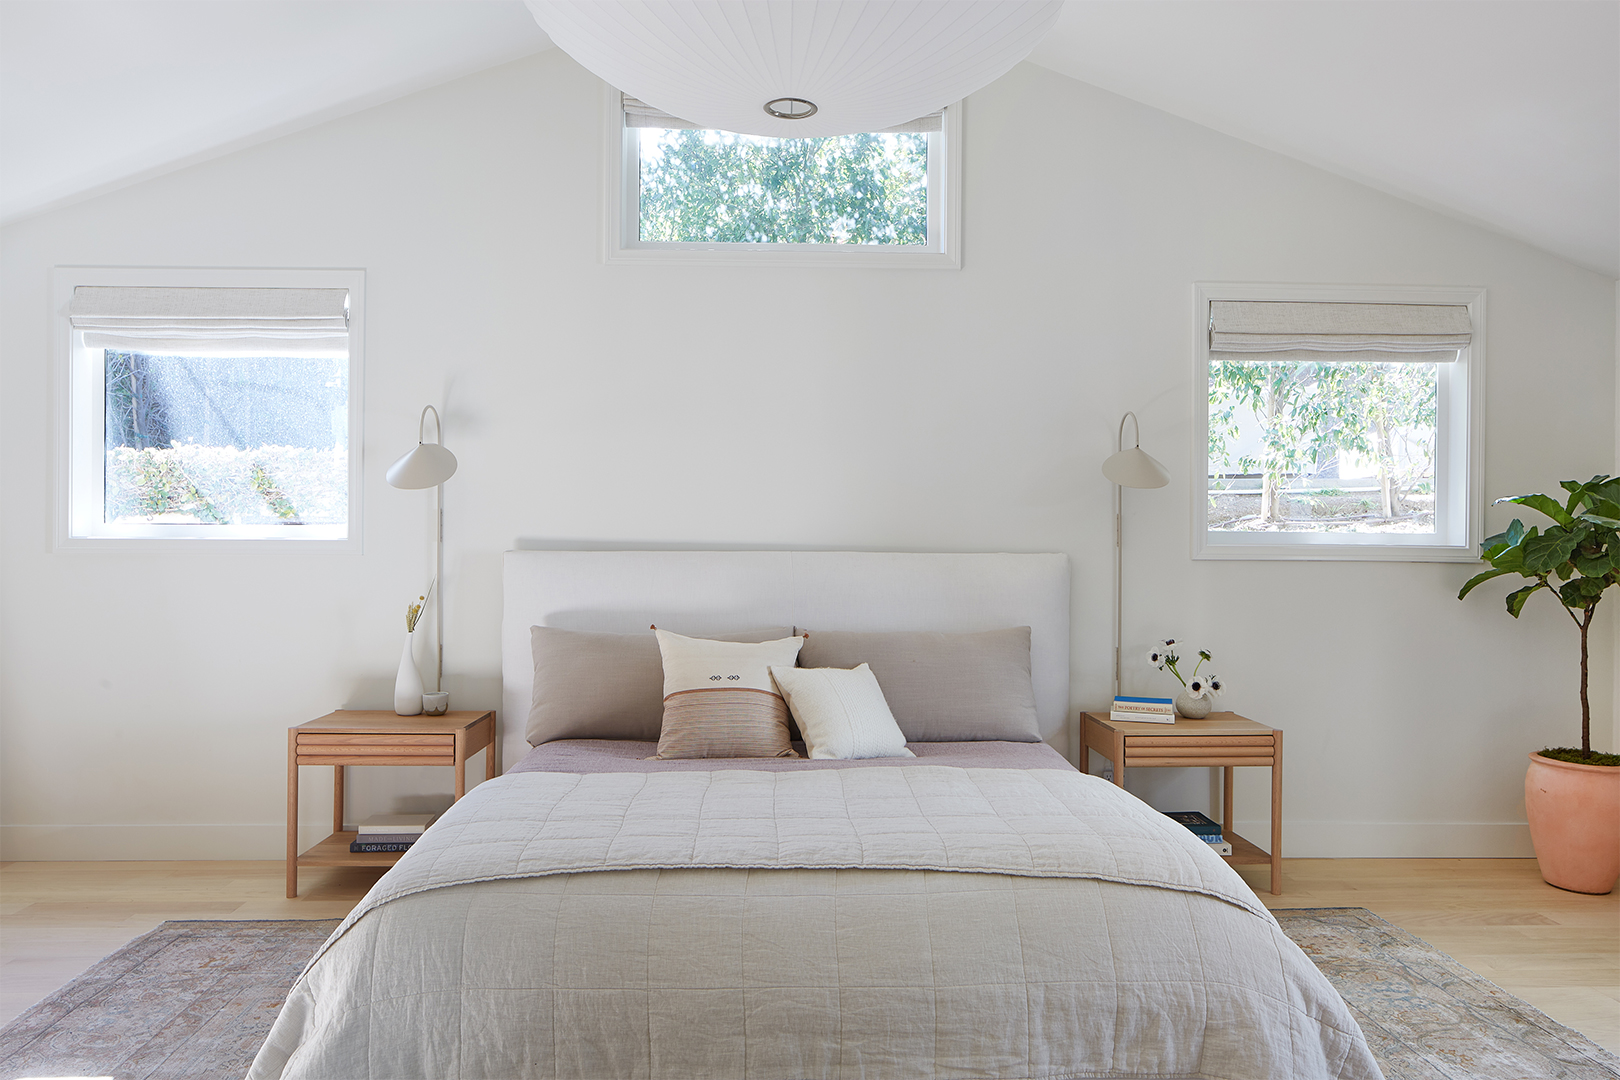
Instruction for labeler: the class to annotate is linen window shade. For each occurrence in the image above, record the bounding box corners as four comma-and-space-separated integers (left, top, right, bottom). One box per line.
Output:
1209, 300, 1473, 365
622, 93, 942, 133
68, 286, 349, 355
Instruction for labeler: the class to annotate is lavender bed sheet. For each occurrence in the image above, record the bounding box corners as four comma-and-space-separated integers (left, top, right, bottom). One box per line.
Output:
510, 738, 1076, 773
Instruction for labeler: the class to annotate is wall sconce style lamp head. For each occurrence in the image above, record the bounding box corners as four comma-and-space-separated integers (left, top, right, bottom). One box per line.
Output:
1102, 412, 1170, 490
1102, 411, 1169, 701
386, 406, 457, 489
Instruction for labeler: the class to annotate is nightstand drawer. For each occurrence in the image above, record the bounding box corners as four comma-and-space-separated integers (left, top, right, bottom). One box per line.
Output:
297, 733, 453, 748
296, 734, 454, 765
297, 754, 457, 766
1126, 735, 1274, 748
1125, 738, 1274, 768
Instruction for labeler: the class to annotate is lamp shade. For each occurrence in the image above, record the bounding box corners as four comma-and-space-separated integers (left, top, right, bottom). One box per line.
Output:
1101, 447, 1170, 490
525, 0, 1063, 138
386, 442, 457, 490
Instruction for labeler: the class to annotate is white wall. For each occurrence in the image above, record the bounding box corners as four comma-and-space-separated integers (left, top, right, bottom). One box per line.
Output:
2, 52, 1613, 859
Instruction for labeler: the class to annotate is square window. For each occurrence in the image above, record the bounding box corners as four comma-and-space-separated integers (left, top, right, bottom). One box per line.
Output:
55, 268, 364, 551
1193, 284, 1484, 561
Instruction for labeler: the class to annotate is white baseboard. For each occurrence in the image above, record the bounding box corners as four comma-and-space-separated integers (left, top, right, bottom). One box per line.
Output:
4, 819, 1537, 861
0, 824, 333, 861
1236, 819, 1535, 858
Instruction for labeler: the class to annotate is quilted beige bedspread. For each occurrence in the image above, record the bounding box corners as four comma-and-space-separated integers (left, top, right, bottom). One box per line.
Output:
250, 767, 1383, 1079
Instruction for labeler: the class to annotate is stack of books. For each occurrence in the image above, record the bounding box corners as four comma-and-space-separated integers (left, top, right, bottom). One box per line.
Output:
1111, 695, 1175, 724
350, 812, 438, 854
1164, 810, 1233, 856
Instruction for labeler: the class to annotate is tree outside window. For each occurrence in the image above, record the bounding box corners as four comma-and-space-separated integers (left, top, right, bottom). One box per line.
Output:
1207, 360, 1439, 534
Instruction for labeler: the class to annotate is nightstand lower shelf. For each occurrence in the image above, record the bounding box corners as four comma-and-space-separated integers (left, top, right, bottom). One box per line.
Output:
1221, 830, 1272, 866
297, 831, 407, 869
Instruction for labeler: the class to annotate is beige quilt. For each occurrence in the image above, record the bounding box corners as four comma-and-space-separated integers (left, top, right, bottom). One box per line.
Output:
251, 767, 1383, 1079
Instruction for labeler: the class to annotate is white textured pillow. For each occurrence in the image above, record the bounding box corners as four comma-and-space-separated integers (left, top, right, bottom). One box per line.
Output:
768, 664, 915, 760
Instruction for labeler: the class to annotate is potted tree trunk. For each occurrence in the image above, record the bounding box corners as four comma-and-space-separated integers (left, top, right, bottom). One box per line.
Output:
1460, 475, 1620, 893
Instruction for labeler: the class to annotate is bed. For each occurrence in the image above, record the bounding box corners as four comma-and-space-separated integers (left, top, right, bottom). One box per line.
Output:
250, 550, 1382, 1080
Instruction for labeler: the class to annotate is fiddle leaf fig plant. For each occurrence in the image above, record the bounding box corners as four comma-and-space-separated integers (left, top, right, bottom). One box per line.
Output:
1458, 475, 1620, 765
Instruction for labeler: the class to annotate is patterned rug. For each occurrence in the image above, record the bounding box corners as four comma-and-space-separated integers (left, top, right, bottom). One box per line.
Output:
0, 911, 1614, 1079
0, 920, 339, 1080
1282, 907, 1619, 1079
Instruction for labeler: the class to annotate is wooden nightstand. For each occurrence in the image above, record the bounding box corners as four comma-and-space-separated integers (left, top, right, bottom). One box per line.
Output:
1082, 711, 1282, 895
286, 710, 497, 898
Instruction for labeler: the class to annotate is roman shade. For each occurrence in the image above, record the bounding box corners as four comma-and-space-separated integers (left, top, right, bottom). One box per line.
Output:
1209, 300, 1473, 364
622, 94, 942, 133
69, 286, 349, 355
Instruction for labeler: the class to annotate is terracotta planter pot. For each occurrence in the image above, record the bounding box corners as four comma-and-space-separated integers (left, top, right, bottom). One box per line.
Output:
1524, 752, 1620, 894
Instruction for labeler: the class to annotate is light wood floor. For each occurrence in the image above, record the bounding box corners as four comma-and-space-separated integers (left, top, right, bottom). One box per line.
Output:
2, 858, 1616, 1053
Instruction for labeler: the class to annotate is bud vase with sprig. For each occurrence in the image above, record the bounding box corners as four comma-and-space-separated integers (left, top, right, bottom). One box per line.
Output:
394, 581, 434, 716
1147, 640, 1225, 719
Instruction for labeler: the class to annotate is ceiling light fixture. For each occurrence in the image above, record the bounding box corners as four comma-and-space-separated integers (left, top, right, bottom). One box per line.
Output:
525, 0, 1063, 138
764, 97, 817, 121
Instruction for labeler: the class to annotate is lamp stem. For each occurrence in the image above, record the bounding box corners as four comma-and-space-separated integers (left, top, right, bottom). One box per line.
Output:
1114, 466, 1123, 700
435, 481, 445, 692
1112, 412, 1135, 699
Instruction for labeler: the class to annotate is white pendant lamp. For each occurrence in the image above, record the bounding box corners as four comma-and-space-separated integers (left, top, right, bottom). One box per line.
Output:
1102, 412, 1169, 698
525, 0, 1064, 138
387, 406, 458, 692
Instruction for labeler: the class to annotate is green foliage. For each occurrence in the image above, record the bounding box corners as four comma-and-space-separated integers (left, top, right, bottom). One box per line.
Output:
638, 129, 928, 245
1208, 359, 1437, 527
105, 444, 346, 526
1458, 475, 1620, 758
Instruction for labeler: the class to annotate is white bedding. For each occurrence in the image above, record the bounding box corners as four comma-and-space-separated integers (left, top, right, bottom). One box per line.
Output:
251, 765, 1382, 1079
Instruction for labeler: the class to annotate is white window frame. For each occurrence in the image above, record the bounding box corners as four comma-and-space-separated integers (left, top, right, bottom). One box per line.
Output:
602, 83, 963, 269
52, 266, 366, 554
1191, 281, 1485, 562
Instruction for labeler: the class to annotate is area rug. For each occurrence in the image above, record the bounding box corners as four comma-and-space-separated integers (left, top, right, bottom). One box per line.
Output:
0, 911, 1614, 1079
0, 919, 339, 1080
1279, 907, 1619, 1079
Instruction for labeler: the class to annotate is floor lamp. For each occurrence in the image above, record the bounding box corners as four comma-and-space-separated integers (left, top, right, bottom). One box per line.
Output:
1101, 412, 1169, 698
386, 405, 458, 701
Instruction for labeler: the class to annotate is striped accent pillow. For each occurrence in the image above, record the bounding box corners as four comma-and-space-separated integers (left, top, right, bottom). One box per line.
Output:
654, 630, 805, 759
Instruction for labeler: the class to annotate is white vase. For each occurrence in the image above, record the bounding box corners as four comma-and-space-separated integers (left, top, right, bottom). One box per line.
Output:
1174, 689, 1212, 719
394, 632, 423, 715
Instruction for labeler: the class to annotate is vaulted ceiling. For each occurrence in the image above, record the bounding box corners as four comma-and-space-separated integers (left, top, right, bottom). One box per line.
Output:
3, 1, 1614, 276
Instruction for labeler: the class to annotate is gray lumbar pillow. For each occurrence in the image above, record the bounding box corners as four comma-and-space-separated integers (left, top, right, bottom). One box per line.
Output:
795, 627, 1040, 742
527, 626, 793, 746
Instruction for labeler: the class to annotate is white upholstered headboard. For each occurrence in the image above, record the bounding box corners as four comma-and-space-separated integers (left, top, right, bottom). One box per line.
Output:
500, 550, 1071, 770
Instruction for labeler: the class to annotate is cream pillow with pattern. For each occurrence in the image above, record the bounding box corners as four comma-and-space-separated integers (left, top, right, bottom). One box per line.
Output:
768, 664, 914, 760
654, 629, 805, 759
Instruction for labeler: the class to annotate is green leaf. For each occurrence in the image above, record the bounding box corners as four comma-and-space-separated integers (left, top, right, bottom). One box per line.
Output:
1559, 577, 1609, 608
1505, 584, 1542, 618
1522, 529, 1579, 574
1500, 492, 1576, 527
1481, 519, 1528, 559
1576, 513, 1620, 529
1574, 547, 1618, 577
1590, 477, 1620, 507
1458, 566, 1515, 600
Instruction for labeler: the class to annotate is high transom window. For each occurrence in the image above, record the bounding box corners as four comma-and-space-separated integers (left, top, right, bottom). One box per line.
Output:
608, 91, 960, 268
